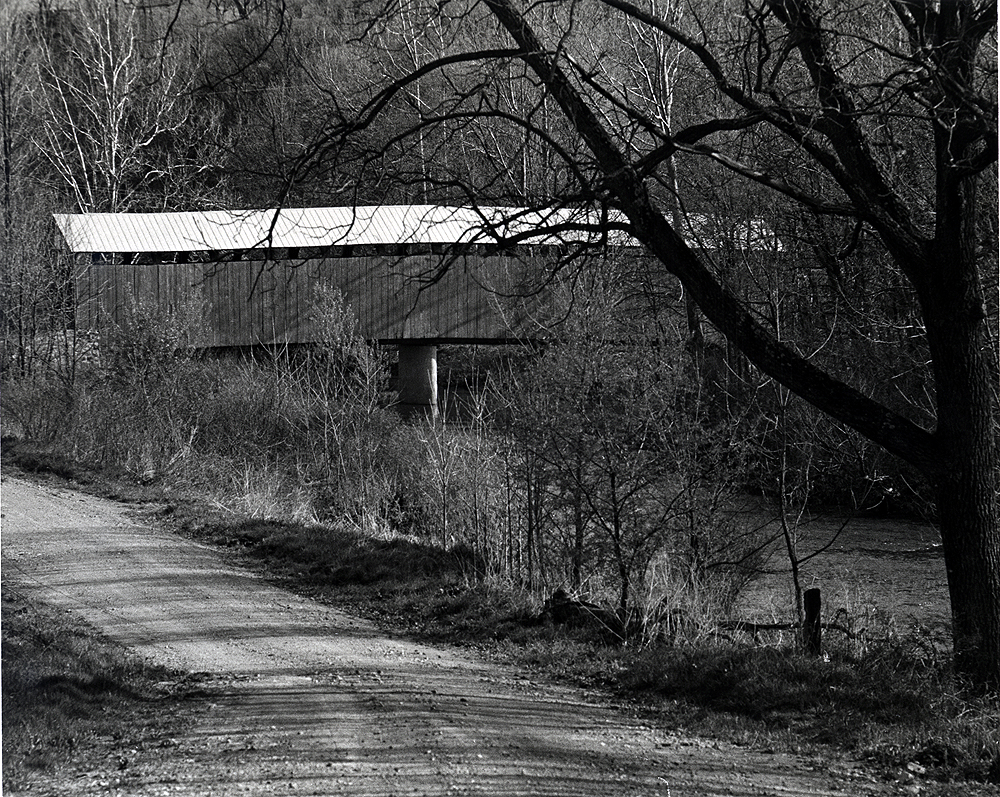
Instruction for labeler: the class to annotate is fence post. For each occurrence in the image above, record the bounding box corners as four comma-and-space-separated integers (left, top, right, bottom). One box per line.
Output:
804, 587, 821, 655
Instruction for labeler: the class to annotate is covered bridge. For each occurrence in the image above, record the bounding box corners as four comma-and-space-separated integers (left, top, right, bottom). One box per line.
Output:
55, 205, 613, 414
55, 204, 779, 415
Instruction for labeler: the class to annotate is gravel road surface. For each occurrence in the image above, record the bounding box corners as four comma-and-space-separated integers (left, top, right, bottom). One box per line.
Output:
2, 474, 896, 796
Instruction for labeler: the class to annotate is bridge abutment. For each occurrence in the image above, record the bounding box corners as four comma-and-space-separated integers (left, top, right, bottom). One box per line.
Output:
397, 344, 438, 420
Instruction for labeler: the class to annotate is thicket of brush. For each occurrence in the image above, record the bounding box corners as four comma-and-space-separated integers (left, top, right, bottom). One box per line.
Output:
4, 290, 997, 789
2, 285, 775, 630
0, 281, 950, 642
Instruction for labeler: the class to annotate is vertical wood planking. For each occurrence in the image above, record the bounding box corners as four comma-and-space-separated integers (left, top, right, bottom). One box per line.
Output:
212, 261, 229, 347
222, 262, 233, 348
256, 261, 267, 344
233, 261, 246, 348
103, 262, 115, 330
132, 260, 141, 315
118, 262, 128, 325
152, 263, 161, 316
197, 263, 211, 347
75, 249, 531, 346
104, 263, 115, 329
193, 263, 205, 343
265, 262, 275, 344
233, 260, 247, 347
271, 262, 283, 344
294, 261, 302, 344
253, 261, 267, 344
282, 262, 294, 344
267, 261, 278, 344
234, 261, 246, 345
209, 262, 226, 348
283, 262, 293, 344
303, 259, 316, 343
154, 263, 164, 317
220, 262, 231, 345
373, 255, 385, 338
462, 254, 474, 338
74, 257, 95, 329
248, 261, 258, 346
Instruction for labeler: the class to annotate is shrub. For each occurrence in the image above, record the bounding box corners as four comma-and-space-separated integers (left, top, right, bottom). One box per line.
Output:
0, 373, 74, 442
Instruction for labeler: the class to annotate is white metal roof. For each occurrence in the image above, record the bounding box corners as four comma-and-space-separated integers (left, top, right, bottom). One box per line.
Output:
53, 205, 780, 254
53, 205, 611, 254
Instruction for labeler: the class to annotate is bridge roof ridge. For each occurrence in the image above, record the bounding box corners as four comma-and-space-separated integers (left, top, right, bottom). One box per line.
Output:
53, 204, 780, 254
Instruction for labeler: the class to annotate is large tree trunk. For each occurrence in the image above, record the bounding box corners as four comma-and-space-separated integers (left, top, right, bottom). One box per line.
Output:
927, 323, 1000, 687
922, 236, 1000, 688
920, 84, 1000, 686
484, 0, 999, 688
936, 459, 1000, 688
929, 296, 1000, 687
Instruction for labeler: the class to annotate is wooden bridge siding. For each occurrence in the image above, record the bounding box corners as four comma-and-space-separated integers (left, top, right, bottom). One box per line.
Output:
74, 259, 98, 328
74, 253, 530, 345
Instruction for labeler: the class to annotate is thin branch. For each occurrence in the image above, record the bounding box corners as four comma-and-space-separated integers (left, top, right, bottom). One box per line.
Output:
675, 142, 857, 217
482, 0, 941, 476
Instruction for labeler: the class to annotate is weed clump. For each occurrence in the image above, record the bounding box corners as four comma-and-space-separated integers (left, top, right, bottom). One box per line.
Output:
618, 633, 999, 785
1, 588, 179, 790
3, 294, 994, 790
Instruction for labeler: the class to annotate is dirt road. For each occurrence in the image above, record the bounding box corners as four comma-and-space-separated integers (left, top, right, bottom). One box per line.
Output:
2, 474, 896, 796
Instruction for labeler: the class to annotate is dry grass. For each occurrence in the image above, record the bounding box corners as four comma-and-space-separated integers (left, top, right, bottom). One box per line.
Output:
3, 447, 997, 791
1, 584, 183, 791
621, 639, 998, 774
174, 511, 999, 790
2, 337, 997, 792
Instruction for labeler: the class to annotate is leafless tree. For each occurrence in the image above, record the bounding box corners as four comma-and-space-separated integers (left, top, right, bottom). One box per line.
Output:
1, 3, 75, 377
286, 0, 998, 687
31, 0, 219, 211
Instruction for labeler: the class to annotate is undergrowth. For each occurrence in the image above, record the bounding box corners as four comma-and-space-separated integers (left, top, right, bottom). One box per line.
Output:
4, 449, 998, 790
170, 512, 1000, 790
1, 584, 182, 791
2, 313, 997, 792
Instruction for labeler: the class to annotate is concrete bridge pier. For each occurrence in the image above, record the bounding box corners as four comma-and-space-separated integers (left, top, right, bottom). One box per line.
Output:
397, 344, 438, 420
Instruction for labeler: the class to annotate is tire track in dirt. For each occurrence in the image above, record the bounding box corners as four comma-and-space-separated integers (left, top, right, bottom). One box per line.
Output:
1, 475, 895, 796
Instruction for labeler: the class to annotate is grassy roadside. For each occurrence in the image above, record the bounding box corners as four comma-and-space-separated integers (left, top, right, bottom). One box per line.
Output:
1, 582, 188, 793
3, 447, 999, 794
175, 515, 1000, 792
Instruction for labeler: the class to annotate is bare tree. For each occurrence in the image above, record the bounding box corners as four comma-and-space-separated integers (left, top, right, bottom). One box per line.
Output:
496, 263, 761, 623
288, 0, 998, 687
1, 3, 75, 378
31, 0, 214, 211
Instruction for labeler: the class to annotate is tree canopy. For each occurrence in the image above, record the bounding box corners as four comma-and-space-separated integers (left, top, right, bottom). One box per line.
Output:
295, 0, 1000, 686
